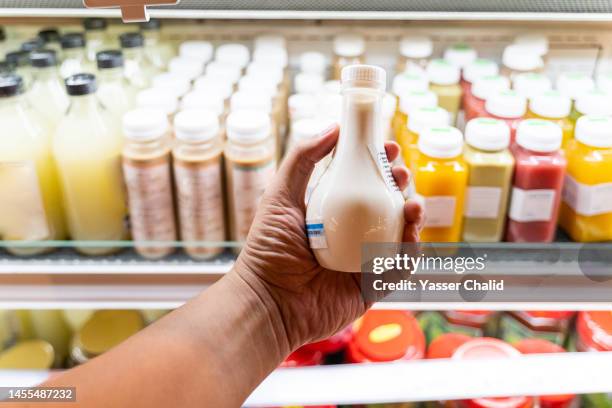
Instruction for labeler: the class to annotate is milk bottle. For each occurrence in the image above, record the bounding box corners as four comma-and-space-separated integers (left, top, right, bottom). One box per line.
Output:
27, 50, 69, 125
306, 65, 405, 273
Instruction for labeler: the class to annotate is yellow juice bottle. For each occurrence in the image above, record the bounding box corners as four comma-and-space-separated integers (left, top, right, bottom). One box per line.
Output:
391, 70, 429, 141
393, 90, 437, 153
526, 91, 574, 147
569, 89, 612, 127
402, 106, 450, 169
426, 59, 462, 125
414, 126, 468, 242
559, 115, 612, 242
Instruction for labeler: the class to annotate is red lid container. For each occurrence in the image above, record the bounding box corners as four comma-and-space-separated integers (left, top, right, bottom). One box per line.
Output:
281, 346, 324, 368
427, 333, 472, 359
302, 326, 352, 355
576, 311, 612, 352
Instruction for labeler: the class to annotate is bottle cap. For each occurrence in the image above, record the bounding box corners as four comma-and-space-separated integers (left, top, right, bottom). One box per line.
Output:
382, 92, 397, 120
21, 38, 44, 52
399, 35, 433, 59
238, 74, 278, 98
295, 72, 324, 94
465, 117, 511, 151
288, 93, 317, 120
597, 71, 612, 93
205, 61, 242, 84
139, 19, 161, 31
443, 43, 477, 69
30, 49, 58, 68
0, 74, 24, 97
399, 90, 438, 115
502, 44, 544, 72
291, 118, 333, 144
215, 43, 250, 69
83, 17, 107, 31
513, 33, 549, 57
96, 50, 124, 70
463, 59, 499, 84
418, 126, 463, 158
575, 89, 612, 116
426, 59, 460, 85
226, 109, 271, 143
334, 34, 365, 57
246, 62, 283, 85
193, 76, 233, 99
119, 32, 144, 49
174, 109, 220, 142
180, 91, 225, 116
168, 56, 204, 80
516, 119, 562, 152
65, 73, 97, 96
123, 108, 168, 141
485, 90, 527, 118
556, 72, 595, 100
60, 32, 85, 49
471, 75, 510, 100
153, 72, 191, 93
299, 51, 326, 76
392, 70, 429, 96
254, 34, 286, 50
323, 80, 341, 94
530, 90, 571, 118
341, 64, 386, 91
575, 115, 612, 148
230, 91, 272, 114
179, 41, 213, 64
407, 106, 451, 134
253, 46, 288, 69
5, 51, 30, 68
38, 28, 60, 44
512, 72, 552, 100
136, 88, 179, 115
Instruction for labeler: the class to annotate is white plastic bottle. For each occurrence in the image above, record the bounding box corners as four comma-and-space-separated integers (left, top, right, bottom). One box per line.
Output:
83, 18, 108, 63
96, 50, 136, 118
120, 32, 159, 90
306, 65, 405, 273
59, 33, 94, 79
27, 50, 70, 125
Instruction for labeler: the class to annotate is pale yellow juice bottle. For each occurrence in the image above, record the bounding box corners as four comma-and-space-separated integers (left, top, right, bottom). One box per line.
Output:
53, 73, 128, 255
120, 32, 160, 90
96, 50, 136, 118
83, 18, 109, 63
27, 50, 70, 125
140, 19, 176, 70
526, 90, 574, 148
427, 59, 462, 125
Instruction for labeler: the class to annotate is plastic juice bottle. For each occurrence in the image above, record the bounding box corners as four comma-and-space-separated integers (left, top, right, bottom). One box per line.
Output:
506, 119, 566, 243
206, 61, 242, 89
332, 34, 365, 80
215, 43, 250, 73
0, 340, 55, 370
38, 28, 63, 57
224, 110, 276, 246
5, 50, 33, 88
391, 70, 429, 139
394, 90, 437, 150
402, 106, 451, 169
499, 311, 575, 345
27, 50, 70, 125
294, 72, 324, 95
288, 93, 317, 127
168, 56, 204, 83
120, 32, 159, 90
83, 18, 108, 63
426, 59, 462, 125
173, 109, 226, 259
179, 40, 213, 67
526, 91, 573, 147
512, 72, 552, 101
464, 75, 510, 122
59, 33, 94, 79
462, 118, 514, 242
299, 51, 327, 78
556, 72, 595, 107
483, 90, 527, 142
570, 89, 612, 125
230, 91, 277, 153
306, 65, 405, 273
140, 19, 176, 70
0, 74, 66, 253
53, 73, 128, 255
461, 59, 499, 113
136, 87, 179, 122
414, 126, 467, 242
397, 35, 432, 73
238, 74, 284, 143
513, 33, 549, 61
559, 115, 612, 242
443, 43, 477, 74
96, 50, 136, 118
154, 72, 192, 100
27, 310, 71, 367
501, 44, 544, 79
180, 91, 225, 120
252, 46, 290, 102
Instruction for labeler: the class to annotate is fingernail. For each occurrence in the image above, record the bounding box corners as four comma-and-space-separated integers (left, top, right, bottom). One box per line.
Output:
318, 123, 338, 137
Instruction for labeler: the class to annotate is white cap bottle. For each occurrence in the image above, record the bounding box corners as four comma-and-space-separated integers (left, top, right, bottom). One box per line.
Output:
398, 35, 433, 72
485, 90, 527, 119
168, 56, 204, 81
295, 72, 324, 94
443, 44, 477, 70
472, 75, 511, 101
230, 91, 273, 114
513, 73, 553, 100
407, 106, 451, 135
556, 72, 595, 100
152, 73, 191, 98
288, 93, 317, 123
502, 44, 544, 76
465, 118, 511, 151
215, 43, 250, 70
516, 119, 562, 152
205, 61, 242, 85
575, 115, 612, 148
392, 70, 429, 96
427, 58, 461, 85
136, 87, 179, 118
299, 52, 327, 77
254, 34, 286, 50
193, 76, 234, 101
463, 59, 499, 85
333, 34, 365, 58
574, 89, 612, 116
513, 33, 549, 57
529, 91, 571, 119
180, 91, 225, 117
252, 46, 288, 70
179, 41, 213, 65
418, 126, 464, 158
399, 90, 438, 115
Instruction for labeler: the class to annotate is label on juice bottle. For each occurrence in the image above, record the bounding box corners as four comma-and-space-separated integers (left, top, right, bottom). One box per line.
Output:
464, 187, 503, 219
562, 175, 612, 216
0, 161, 50, 241
368, 144, 401, 193
306, 218, 328, 249
508, 188, 556, 222
416, 194, 457, 227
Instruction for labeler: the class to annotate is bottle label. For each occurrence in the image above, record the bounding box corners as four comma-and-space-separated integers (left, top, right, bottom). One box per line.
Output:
368, 144, 401, 193
508, 187, 556, 222
416, 194, 457, 227
562, 175, 612, 216
306, 218, 328, 249
464, 186, 503, 219
174, 157, 226, 246
0, 161, 50, 241
122, 157, 177, 242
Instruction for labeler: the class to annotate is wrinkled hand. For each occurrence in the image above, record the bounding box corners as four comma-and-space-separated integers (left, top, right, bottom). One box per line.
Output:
227, 124, 423, 352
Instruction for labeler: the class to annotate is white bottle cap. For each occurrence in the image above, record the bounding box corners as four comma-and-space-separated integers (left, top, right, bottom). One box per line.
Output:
288, 93, 317, 120
418, 126, 464, 158
123, 108, 168, 141
513, 73, 552, 100
179, 41, 213, 64
334, 34, 365, 57
485, 90, 527, 118
341, 64, 386, 91
254, 34, 286, 50
226, 109, 271, 143
382, 92, 397, 120
136, 88, 178, 116
230, 91, 272, 114
291, 118, 333, 144
246, 62, 283, 85
443, 44, 477, 69
295, 72, 324, 94
597, 71, 612, 93
556, 72, 595, 100
399, 36, 433, 59
575, 89, 612, 116
318, 93, 343, 122
502, 44, 544, 72
323, 80, 341, 94
463, 59, 499, 84
465, 117, 511, 151
471, 75, 510, 100
180, 91, 225, 117
174, 109, 220, 142
238, 75, 277, 98
426, 59, 460, 85
516, 119, 562, 152
215, 43, 250, 69
407, 106, 451, 134
392, 70, 429, 96
168, 57, 203, 80
193, 76, 233, 99
205, 61, 242, 85
575, 115, 612, 148
513, 33, 549, 57
399, 90, 438, 115
530, 91, 571, 119
299, 52, 327, 76
151, 73, 191, 98
253, 46, 288, 69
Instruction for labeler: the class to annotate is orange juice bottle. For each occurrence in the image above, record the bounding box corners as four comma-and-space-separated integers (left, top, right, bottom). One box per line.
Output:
391, 70, 429, 140
526, 91, 574, 148
394, 90, 437, 152
402, 106, 450, 169
570, 89, 612, 125
414, 126, 468, 242
559, 115, 612, 242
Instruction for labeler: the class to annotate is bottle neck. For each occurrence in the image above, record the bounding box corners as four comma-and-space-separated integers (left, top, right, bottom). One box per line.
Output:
63, 48, 85, 59
123, 47, 145, 61
143, 31, 161, 45
31, 66, 61, 81
98, 67, 125, 82
85, 30, 106, 41
68, 93, 103, 115
336, 88, 384, 156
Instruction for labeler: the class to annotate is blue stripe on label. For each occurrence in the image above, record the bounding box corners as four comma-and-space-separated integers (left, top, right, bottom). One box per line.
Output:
306, 223, 324, 230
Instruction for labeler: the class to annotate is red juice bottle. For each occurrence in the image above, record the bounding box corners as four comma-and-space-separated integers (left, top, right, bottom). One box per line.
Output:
461, 59, 499, 114
464, 75, 510, 123
483, 90, 527, 142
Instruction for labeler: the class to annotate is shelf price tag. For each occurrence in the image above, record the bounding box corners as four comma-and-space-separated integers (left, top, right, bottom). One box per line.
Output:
83, 0, 180, 22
